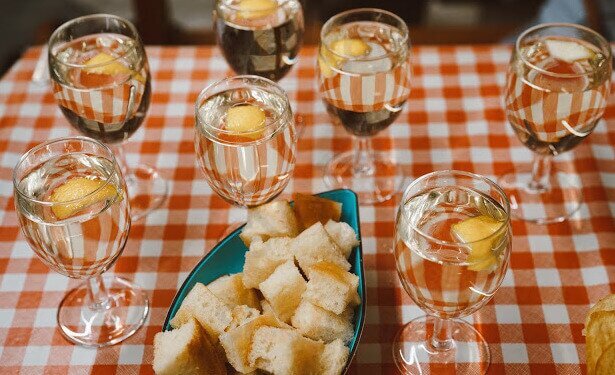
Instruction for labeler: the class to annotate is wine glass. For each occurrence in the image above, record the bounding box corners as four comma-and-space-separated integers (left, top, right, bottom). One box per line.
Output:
13, 136, 149, 347
194, 75, 297, 232
214, 0, 304, 81
501, 23, 611, 223
47, 14, 168, 221
394, 170, 512, 374
317, 8, 411, 204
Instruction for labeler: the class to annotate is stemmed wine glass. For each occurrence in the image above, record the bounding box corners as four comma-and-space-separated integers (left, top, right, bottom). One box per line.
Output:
501, 23, 611, 223
317, 8, 411, 204
194, 75, 297, 233
214, 0, 304, 81
13, 136, 149, 347
394, 170, 512, 374
48, 14, 168, 221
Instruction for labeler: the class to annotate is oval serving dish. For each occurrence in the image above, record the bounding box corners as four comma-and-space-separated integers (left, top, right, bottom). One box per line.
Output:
163, 189, 365, 373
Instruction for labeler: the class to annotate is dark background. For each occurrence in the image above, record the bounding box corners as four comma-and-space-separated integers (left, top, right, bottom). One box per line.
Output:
0, 0, 612, 77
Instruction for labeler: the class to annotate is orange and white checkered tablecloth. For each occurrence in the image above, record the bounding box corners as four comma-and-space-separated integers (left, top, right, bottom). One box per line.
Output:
0, 45, 614, 374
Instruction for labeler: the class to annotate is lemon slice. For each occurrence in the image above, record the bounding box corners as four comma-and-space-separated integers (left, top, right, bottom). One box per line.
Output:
50, 177, 118, 220
331, 39, 371, 57
545, 39, 593, 63
238, 0, 277, 19
451, 215, 503, 271
84, 52, 145, 83
225, 104, 266, 140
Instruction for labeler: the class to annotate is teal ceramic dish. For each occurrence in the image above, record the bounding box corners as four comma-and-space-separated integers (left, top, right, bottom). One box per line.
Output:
163, 189, 365, 373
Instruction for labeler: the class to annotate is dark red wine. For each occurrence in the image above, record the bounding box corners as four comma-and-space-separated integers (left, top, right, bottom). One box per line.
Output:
215, 0, 304, 81
326, 101, 405, 137
61, 80, 151, 144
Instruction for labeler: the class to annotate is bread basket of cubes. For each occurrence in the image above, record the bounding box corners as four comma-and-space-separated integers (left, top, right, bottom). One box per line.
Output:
154, 190, 366, 375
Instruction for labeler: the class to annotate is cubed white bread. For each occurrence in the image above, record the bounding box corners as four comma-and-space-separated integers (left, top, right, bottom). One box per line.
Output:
208, 274, 260, 309
170, 283, 232, 340
248, 326, 324, 375
291, 222, 350, 273
219, 313, 283, 373
260, 300, 293, 329
242, 237, 294, 289
291, 300, 354, 343
228, 305, 261, 330
240, 201, 299, 246
324, 220, 360, 259
153, 318, 227, 375
304, 261, 360, 315
320, 339, 350, 375
259, 261, 307, 323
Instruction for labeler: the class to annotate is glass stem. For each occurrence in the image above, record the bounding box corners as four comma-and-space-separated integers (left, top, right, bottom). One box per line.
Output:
430, 317, 454, 351
353, 137, 376, 175
528, 154, 552, 193
112, 144, 135, 185
86, 275, 112, 311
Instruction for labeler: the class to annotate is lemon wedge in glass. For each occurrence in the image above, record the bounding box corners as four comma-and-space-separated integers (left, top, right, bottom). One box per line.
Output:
224, 104, 266, 141
451, 215, 503, 272
319, 38, 370, 78
50, 177, 118, 220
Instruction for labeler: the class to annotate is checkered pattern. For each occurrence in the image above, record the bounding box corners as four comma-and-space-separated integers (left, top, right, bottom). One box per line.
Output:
505, 63, 610, 143
0, 44, 613, 374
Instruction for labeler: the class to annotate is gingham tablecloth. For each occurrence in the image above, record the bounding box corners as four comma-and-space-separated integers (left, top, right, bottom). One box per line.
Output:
0, 45, 613, 374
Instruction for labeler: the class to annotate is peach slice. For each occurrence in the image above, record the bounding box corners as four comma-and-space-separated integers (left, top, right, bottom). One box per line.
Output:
224, 104, 266, 141
84, 52, 145, 83
331, 38, 371, 58
50, 177, 118, 220
451, 215, 503, 271
238, 0, 277, 19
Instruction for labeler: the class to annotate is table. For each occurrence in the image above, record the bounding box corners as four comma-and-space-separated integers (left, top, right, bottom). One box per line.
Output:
0, 45, 613, 374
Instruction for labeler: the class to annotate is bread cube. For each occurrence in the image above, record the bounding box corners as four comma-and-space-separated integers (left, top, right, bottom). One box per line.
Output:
240, 200, 299, 246
260, 300, 293, 329
249, 326, 324, 374
304, 261, 360, 315
242, 237, 294, 289
324, 220, 359, 259
228, 305, 261, 331
208, 273, 260, 309
320, 339, 350, 375
170, 283, 232, 340
293, 193, 342, 229
291, 222, 350, 273
291, 300, 354, 343
219, 313, 281, 374
259, 261, 307, 323
153, 318, 227, 375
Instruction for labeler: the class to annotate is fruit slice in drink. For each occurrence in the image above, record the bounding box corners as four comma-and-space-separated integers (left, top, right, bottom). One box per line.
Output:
451, 215, 503, 271
50, 177, 118, 220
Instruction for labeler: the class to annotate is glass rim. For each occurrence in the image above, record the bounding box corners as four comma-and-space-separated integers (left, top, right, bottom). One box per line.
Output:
48, 13, 141, 70
217, 0, 290, 12
320, 8, 410, 63
400, 170, 511, 247
516, 22, 612, 79
195, 74, 290, 141
13, 136, 119, 208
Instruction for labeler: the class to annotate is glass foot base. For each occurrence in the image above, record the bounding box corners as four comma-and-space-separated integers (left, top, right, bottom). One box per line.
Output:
324, 150, 402, 204
126, 164, 169, 221
499, 165, 581, 224
393, 316, 490, 375
57, 275, 149, 347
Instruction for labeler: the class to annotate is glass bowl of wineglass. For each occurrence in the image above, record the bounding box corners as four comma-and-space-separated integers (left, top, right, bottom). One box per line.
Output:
501, 23, 611, 224
13, 136, 149, 347
394, 170, 512, 374
317, 8, 412, 204
214, 0, 304, 82
194, 75, 297, 234
48, 14, 168, 221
